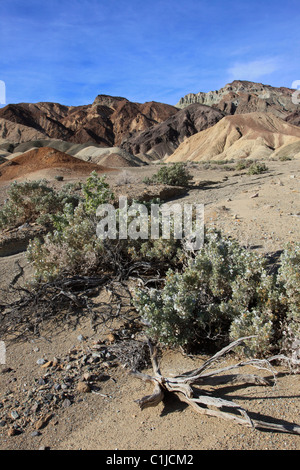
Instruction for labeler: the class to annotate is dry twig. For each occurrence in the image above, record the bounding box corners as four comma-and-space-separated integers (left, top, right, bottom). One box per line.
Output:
131, 337, 300, 435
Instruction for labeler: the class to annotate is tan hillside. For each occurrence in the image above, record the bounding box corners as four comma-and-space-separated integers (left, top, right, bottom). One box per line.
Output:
74, 146, 145, 166
0, 147, 114, 182
167, 112, 300, 162
0, 118, 46, 144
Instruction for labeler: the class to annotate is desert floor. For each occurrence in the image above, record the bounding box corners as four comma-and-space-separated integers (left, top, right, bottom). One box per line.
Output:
0, 158, 299, 450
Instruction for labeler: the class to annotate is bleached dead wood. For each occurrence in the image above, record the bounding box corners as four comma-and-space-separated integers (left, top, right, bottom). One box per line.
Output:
131, 337, 300, 435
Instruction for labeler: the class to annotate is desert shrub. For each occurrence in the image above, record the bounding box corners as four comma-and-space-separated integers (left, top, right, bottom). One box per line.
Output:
143, 162, 193, 187
81, 171, 114, 214
115, 170, 134, 186
213, 159, 234, 165
235, 159, 254, 171
123, 198, 185, 268
21, 173, 299, 359
27, 176, 186, 282
0, 180, 80, 229
133, 228, 280, 355
247, 162, 268, 175
27, 203, 105, 282
27, 172, 114, 282
27, 181, 177, 278
277, 243, 300, 343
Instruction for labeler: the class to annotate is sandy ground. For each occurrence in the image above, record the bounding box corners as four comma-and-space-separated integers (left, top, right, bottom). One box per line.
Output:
0, 158, 299, 451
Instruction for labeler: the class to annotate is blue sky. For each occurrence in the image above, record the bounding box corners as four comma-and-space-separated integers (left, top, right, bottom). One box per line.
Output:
0, 0, 299, 106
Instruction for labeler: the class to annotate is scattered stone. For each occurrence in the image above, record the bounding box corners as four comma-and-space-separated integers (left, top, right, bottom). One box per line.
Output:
101, 362, 111, 368
10, 410, 20, 420
35, 413, 52, 430
250, 192, 259, 198
7, 427, 20, 436
82, 372, 92, 381
36, 359, 46, 366
41, 361, 52, 369
107, 333, 116, 343
62, 399, 72, 408
0, 335, 123, 435
52, 357, 59, 367
77, 381, 91, 393
31, 403, 40, 413
1, 367, 13, 374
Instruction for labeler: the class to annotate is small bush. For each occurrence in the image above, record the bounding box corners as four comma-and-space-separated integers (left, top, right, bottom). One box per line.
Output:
278, 155, 293, 161
27, 172, 114, 282
235, 160, 254, 171
0, 180, 80, 229
277, 243, 300, 342
27, 202, 105, 282
115, 170, 134, 186
247, 162, 268, 175
143, 162, 193, 187
81, 171, 114, 214
133, 228, 280, 355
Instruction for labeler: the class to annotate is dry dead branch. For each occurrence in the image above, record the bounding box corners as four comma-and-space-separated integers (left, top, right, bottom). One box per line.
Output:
0, 275, 136, 340
131, 337, 300, 435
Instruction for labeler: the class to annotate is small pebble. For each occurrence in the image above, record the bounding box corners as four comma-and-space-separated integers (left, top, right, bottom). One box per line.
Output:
36, 359, 46, 366
62, 399, 72, 408
10, 410, 19, 420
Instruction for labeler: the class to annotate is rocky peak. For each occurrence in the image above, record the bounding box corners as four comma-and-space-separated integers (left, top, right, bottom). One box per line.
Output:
175, 80, 297, 120
92, 94, 128, 109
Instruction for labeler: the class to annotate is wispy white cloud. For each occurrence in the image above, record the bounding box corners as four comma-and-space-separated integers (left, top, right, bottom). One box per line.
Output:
227, 58, 282, 82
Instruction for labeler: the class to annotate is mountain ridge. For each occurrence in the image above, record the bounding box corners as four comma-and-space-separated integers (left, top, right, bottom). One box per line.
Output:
0, 96, 178, 146
1, 80, 300, 165
175, 80, 299, 123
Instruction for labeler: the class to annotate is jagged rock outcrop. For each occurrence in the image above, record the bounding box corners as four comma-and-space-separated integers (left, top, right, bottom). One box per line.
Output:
121, 103, 225, 159
0, 96, 178, 146
166, 112, 300, 162
285, 111, 300, 127
176, 80, 299, 121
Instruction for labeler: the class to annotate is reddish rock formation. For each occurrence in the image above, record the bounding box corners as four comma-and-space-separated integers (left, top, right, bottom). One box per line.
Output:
0, 96, 178, 146
0, 147, 113, 181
